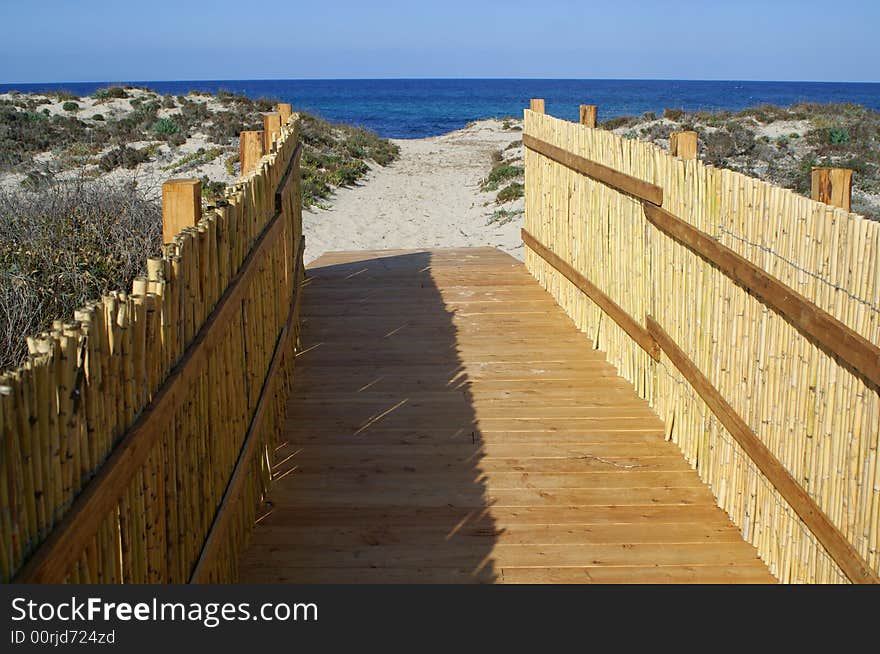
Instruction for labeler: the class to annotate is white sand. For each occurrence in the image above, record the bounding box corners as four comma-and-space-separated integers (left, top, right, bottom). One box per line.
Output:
303, 119, 525, 264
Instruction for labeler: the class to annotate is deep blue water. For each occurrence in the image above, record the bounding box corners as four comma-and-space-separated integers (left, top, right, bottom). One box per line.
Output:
3, 79, 880, 139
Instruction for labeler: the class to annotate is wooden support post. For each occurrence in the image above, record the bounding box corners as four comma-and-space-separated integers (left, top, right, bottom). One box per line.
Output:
529, 98, 545, 114
239, 130, 265, 177
161, 179, 201, 244
277, 103, 292, 125
811, 167, 853, 212
263, 113, 282, 153
579, 104, 598, 128
670, 131, 698, 160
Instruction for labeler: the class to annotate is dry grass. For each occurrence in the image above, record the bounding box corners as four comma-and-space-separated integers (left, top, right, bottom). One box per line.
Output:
0, 174, 161, 368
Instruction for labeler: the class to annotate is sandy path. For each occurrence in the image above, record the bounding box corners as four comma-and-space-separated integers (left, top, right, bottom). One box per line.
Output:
302, 119, 525, 264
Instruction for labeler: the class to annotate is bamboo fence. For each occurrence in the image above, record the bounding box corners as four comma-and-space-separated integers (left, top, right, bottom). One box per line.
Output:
523, 109, 880, 583
0, 114, 304, 583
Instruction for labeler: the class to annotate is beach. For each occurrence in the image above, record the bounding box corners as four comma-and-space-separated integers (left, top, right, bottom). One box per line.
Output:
303, 118, 525, 263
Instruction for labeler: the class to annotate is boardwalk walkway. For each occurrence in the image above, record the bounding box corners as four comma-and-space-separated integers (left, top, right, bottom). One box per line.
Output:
238, 247, 773, 583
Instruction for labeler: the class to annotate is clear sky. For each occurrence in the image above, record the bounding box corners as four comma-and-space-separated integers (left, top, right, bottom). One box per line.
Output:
1, 0, 878, 83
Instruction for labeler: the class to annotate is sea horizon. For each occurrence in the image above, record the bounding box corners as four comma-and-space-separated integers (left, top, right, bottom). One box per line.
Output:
4, 78, 880, 139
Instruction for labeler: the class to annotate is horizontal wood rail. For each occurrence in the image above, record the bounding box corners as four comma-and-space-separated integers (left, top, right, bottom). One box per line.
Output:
524, 128, 880, 391
190, 235, 305, 583
642, 202, 880, 390
646, 316, 879, 584
15, 144, 303, 583
522, 228, 660, 361
523, 133, 664, 205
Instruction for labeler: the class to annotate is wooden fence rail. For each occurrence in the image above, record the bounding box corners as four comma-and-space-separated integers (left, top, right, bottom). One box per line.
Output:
522, 104, 880, 583
0, 108, 304, 583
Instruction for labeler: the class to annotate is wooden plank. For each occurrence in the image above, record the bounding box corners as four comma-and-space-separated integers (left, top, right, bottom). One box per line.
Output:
244, 521, 742, 544
522, 228, 660, 360
243, 541, 762, 568
646, 315, 879, 584
498, 565, 774, 584
522, 133, 663, 205
239, 564, 774, 584
14, 144, 303, 583
189, 236, 305, 583
250, 504, 733, 527
643, 201, 880, 389
272, 455, 694, 475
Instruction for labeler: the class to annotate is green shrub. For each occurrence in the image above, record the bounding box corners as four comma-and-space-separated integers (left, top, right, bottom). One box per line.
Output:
200, 175, 226, 202
601, 116, 639, 130
153, 117, 179, 135
488, 208, 523, 226
93, 114, 105, 121
98, 146, 151, 172
93, 86, 129, 101
327, 160, 369, 186
51, 91, 78, 102
224, 155, 238, 176
828, 127, 850, 145
496, 182, 524, 204
62, 101, 79, 112
481, 164, 523, 192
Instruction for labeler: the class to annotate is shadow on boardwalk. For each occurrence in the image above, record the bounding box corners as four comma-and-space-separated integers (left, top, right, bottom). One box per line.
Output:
239, 251, 498, 582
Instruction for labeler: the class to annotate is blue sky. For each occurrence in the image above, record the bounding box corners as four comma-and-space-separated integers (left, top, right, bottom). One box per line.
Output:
1, 0, 877, 83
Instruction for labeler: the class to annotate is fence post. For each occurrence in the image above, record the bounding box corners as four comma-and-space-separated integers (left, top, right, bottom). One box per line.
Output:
579, 104, 598, 128
670, 131, 698, 159
277, 103, 292, 125
811, 167, 853, 212
263, 113, 282, 153
162, 179, 201, 244
239, 131, 265, 177
529, 98, 545, 114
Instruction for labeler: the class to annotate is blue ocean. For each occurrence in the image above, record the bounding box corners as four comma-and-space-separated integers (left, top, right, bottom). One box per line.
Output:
2, 79, 880, 139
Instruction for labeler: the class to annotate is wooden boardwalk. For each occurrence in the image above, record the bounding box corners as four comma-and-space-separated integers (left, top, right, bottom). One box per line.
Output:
238, 247, 774, 583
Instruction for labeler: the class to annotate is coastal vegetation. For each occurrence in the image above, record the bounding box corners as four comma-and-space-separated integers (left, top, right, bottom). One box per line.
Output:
600, 103, 880, 218
0, 86, 399, 205
482, 140, 526, 208
0, 87, 400, 366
